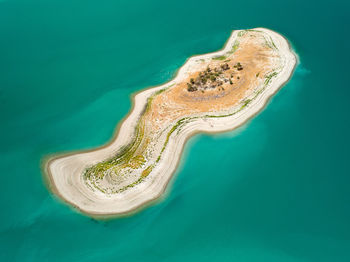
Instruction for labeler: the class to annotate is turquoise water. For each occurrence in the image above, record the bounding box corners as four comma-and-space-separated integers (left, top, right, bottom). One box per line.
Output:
1, 0, 350, 261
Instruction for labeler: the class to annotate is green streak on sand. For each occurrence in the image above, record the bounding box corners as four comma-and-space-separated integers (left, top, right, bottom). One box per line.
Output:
212, 55, 227, 61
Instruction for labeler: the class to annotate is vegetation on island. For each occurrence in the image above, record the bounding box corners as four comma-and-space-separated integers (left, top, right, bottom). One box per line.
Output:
186, 62, 244, 93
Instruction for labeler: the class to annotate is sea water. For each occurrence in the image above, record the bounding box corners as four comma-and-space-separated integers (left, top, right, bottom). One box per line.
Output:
0, 0, 349, 261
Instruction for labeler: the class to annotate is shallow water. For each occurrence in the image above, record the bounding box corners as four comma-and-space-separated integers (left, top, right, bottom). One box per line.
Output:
0, 0, 349, 261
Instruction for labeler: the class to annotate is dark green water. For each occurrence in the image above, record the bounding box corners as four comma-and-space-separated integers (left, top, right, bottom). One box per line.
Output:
0, 0, 349, 261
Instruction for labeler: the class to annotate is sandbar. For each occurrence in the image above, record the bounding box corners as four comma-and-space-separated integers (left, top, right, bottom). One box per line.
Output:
44, 28, 297, 218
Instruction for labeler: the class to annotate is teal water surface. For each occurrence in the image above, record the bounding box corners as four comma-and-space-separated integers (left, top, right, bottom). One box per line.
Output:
1, 0, 350, 261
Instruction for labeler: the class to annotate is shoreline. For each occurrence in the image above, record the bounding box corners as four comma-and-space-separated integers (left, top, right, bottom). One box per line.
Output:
43, 28, 297, 219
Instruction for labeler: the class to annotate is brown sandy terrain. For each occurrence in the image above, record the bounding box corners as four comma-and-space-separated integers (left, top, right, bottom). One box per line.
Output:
148, 32, 277, 132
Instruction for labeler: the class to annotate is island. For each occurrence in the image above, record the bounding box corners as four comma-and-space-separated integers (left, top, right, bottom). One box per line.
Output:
44, 28, 297, 218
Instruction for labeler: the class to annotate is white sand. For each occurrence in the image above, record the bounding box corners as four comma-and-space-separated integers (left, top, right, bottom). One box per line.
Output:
44, 28, 297, 217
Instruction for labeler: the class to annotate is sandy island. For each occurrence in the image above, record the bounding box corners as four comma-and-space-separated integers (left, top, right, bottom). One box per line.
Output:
44, 28, 297, 218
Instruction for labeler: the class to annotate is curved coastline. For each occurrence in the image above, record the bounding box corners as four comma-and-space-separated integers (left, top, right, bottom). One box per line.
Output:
43, 28, 297, 218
